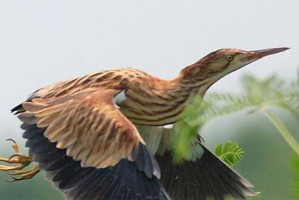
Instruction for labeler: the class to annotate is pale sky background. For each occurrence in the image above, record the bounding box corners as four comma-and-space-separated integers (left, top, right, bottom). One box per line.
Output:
0, 1, 298, 142
0, 1, 298, 199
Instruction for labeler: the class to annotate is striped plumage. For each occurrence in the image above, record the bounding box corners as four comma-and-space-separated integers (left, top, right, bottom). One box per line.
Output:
29, 68, 194, 125
1, 47, 288, 200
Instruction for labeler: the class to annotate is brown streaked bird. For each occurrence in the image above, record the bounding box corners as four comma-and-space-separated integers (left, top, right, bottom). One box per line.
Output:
0, 47, 288, 200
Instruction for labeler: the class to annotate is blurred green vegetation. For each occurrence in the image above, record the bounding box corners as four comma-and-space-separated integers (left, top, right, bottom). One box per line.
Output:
291, 157, 299, 199
173, 73, 299, 199
0, 73, 298, 200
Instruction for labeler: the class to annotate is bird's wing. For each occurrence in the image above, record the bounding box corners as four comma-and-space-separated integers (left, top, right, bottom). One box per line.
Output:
19, 88, 144, 169
21, 119, 169, 200
138, 125, 255, 199
152, 127, 256, 199
156, 142, 255, 200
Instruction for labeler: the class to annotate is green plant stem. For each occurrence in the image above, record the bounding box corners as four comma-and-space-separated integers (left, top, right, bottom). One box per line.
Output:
261, 107, 299, 155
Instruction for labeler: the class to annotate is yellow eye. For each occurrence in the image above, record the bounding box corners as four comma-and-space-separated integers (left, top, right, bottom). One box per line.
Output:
226, 55, 234, 61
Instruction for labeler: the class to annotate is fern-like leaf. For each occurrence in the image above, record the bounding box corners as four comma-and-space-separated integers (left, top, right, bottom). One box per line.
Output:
215, 141, 244, 167
173, 73, 299, 163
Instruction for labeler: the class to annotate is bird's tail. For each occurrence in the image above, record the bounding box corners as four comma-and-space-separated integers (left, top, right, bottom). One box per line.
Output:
156, 144, 256, 200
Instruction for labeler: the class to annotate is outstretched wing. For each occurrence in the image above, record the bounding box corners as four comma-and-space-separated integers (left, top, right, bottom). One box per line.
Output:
16, 88, 169, 199
21, 123, 169, 200
138, 125, 256, 200
19, 88, 144, 169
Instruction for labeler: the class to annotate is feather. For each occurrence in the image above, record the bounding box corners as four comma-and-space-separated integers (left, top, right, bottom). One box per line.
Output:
156, 144, 255, 200
21, 123, 170, 200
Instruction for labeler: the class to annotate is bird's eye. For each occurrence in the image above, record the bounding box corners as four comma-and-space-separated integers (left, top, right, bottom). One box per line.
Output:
226, 55, 234, 62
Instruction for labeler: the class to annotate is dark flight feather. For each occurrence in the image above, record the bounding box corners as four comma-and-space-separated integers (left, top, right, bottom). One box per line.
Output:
22, 123, 170, 200
155, 144, 255, 200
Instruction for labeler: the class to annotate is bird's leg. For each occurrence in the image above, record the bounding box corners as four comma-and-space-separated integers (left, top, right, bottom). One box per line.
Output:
0, 139, 40, 181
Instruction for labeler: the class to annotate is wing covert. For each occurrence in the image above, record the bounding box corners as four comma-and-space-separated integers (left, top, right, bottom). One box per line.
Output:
20, 88, 144, 169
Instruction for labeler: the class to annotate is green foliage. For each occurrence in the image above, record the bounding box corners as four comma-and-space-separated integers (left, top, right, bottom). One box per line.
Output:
203, 74, 299, 122
172, 97, 211, 162
174, 73, 299, 161
291, 157, 299, 199
215, 141, 244, 167
173, 72, 299, 198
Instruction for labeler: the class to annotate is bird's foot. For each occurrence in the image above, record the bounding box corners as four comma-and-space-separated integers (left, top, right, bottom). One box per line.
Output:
0, 139, 40, 181
7, 165, 40, 182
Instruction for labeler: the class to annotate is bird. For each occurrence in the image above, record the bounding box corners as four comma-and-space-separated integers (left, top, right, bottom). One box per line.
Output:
0, 47, 288, 200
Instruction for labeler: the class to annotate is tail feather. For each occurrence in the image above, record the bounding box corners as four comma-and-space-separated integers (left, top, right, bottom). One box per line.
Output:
156, 144, 255, 200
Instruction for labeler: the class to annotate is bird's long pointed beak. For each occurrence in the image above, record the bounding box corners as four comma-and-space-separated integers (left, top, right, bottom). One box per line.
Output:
241, 47, 289, 62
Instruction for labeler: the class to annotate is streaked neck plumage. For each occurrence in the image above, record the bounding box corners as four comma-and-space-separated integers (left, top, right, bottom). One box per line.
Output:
122, 61, 219, 126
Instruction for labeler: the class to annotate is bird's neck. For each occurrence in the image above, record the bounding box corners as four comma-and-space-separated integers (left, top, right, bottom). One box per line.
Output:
120, 64, 218, 125
171, 62, 216, 97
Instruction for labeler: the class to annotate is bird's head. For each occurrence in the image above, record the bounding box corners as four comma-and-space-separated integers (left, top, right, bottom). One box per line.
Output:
181, 47, 289, 83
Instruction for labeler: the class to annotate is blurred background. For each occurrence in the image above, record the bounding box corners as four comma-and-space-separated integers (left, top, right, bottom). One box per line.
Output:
0, 1, 298, 199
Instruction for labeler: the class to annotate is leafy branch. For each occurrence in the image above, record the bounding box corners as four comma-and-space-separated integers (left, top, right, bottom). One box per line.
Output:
173, 72, 299, 198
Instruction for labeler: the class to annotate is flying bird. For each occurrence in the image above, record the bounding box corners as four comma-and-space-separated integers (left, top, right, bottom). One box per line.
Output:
0, 47, 288, 200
